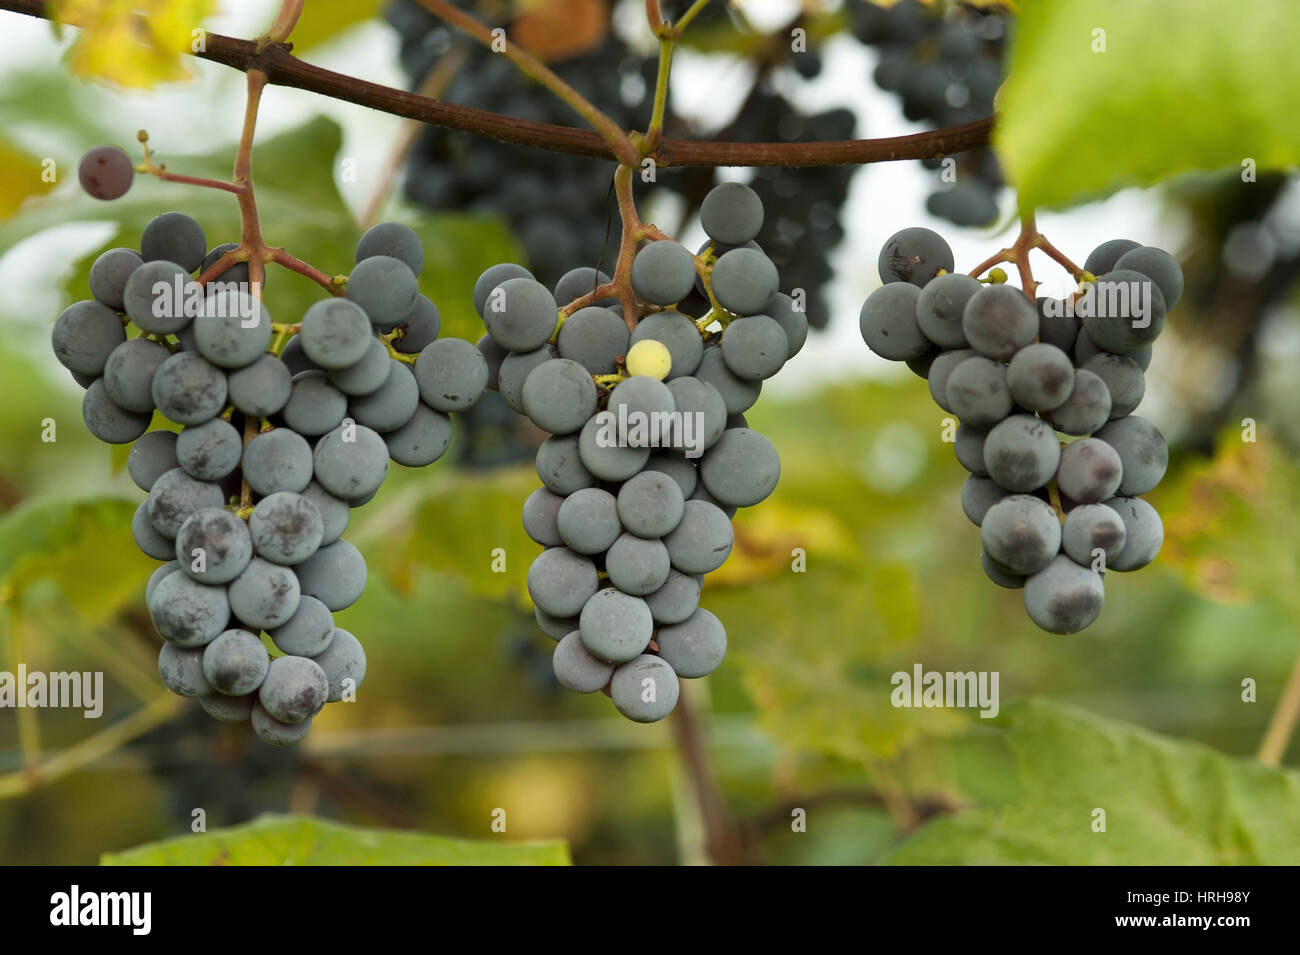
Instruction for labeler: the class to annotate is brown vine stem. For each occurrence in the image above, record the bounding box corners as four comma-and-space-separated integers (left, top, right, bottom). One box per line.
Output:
670, 685, 746, 865
260, 0, 304, 48
0, 1, 993, 168
1258, 643, 1300, 766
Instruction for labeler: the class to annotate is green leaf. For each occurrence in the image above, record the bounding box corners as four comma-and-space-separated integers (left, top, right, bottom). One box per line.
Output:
997, 0, 1300, 208
0, 496, 152, 621
881, 699, 1300, 864
287, 0, 385, 51
100, 813, 570, 865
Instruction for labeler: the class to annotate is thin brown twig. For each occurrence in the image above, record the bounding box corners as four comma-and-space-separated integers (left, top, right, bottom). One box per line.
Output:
1258, 643, 1300, 766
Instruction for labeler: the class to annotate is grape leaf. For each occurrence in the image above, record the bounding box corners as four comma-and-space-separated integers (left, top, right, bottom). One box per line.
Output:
286, 0, 385, 51
100, 813, 570, 865
0, 496, 152, 621
997, 0, 1300, 208
881, 699, 1300, 864
50, 0, 216, 88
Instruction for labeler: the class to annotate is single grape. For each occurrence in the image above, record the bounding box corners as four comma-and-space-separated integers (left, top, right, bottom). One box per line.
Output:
606, 533, 671, 595
249, 491, 324, 565
711, 248, 779, 315
630, 310, 704, 380
655, 608, 727, 678
356, 221, 425, 275
228, 353, 293, 417
579, 587, 653, 663
200, 692, 255, 723
721, 315, 787, 380
79, 145, 134, 200
147, 570, 230, 647
348, 254, 419, 325
157, 642, 212, 698
617, 470, 685, 538
632, 241, 698, 305
151, 351, 228, 426
1062, 503, 1127, 568
1007, 343, 1074, 412
557, 307, 630, 375
527, 547, 599, 617
281, 335, 319, 376
961, 475, 1011, 526
241, 428, 313, 496
124, 259, 197, 335
228, 557, 301, 630
89, 247, 143, 310
386, 295, 441, 355
916, 272, 980, 348
384, 403, 453, 467
926, 348, 977, 413
331, 337, 394, 398
1083, 238, 1140, 277
301, 482, 349, 546
607, 376, 676, 448
954, 423, 989, 476
1102, 496, 1163, 571
694, 346, 761, 416
175, 507, 253, 584
300, 298, 374, 369
877, 227, 954, 286
962, 285, 1038, 361
128, 430, 180, 492
473, 263, 534, 318
552, 631, 615, 693
662, 500, 733, 573
610, 654, 679, 722
556, 487, 620, 555
981, 494, 1061, 575
146, 559, 180, 603
765, 292, 809, 359
295, 539, 367, 611
1036, 296, 1079, 356
176, 417, 242, 482
141, 212, 207, 273
313, 627, 367, 702
1080, 270, 1166, 355
983, 414, 1062, 492
482, 276, 558, 351
269, 594, 334, 658
626, 339, 672, 380
535, 606, 579, 642
52, 299, 127, 376
859, 282, 928, 361
1044, 369, 1111, 436
1113, 246, 1183, 307
148, 467, 224, 537
251, 700, 312, 745
553, 267, 613, 308
1093, 416, 1167, 496
195, 289, 272, 369
576, 413, 648, 482
538, 432, 597, 493
282, 370, 348, 437
349, 360, 419, 433
662, 377, 727, 455
521, 358, 597, 435
644, 452, 698, 497
133, 500, 176, 559
495, 346, 556, 416
1082, 353, 1145, 419
1056, 437, 1123, 504
258, 655, 329, 724
699, 428, 779, 508
1024, 555, 1105, 634
413, 338, 489, 412
83, 377, 151, 444
981, 551, 1025, 589
644, 570, 702, 625
313, 422, 390, 500
700, 181, 764, 245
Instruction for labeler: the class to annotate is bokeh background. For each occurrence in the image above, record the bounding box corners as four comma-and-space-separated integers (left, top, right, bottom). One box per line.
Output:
1, 0, 1298, 865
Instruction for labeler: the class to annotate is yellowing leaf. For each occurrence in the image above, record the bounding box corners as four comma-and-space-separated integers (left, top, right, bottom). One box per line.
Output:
287, 0, 384, 51
52, 0, 215, 87
0, 142, 54, 219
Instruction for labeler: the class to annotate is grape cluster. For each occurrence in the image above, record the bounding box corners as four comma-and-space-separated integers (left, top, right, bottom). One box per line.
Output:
54, 179, 487, 742
860, 228, 1177, 633
851, 0, 1007, 227
478, 182, 802, 721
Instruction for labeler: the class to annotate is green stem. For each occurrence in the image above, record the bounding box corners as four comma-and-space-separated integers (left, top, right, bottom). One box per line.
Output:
672, 0, 714, 36
646, 37, 674, 152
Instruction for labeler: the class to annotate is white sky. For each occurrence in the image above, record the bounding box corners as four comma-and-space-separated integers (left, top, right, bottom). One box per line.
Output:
0, 0, 1188, 404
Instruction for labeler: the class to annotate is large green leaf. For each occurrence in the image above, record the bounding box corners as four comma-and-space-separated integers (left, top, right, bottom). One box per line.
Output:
997, 0, 1300, 209
881, 699, 1300, 864
0, 496, 151, 621
287, 0, 385, 51
101, 813, 570, 865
